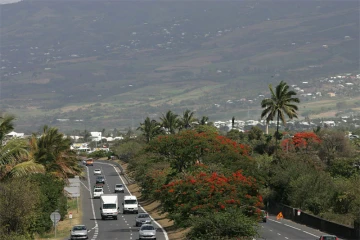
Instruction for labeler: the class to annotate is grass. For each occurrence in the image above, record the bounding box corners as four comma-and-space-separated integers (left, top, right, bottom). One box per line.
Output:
35, 198, 82, 240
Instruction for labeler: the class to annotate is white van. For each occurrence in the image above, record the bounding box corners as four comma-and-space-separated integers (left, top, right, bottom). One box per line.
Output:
122, 195, 138, 214
100, 194, 119, 220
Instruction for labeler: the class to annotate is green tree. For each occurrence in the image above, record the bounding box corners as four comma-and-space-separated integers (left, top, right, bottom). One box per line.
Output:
137, 117, 163, 143
186, 209, 259, 240
179, 109, 197, 130
33, 125, 81, 180
0, 178, 40, 239
0, 114, 15, 144
261, 81, 300, 153
160, 110, 179, 134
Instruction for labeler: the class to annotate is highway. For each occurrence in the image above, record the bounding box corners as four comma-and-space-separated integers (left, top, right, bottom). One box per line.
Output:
257, 216, 343, 240
75, 160, 342, 240
78, 161, 168, 240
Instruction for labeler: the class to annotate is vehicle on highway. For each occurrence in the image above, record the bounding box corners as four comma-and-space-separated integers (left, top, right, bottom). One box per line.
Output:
135, 213, 152, 227
85, 158, 94, 166
94, 183, 104, 190
82, 160, 86, 165
100, 194, 119, 220
114, 183, 124, 193
122, 195, 139, 214
93, 187, 104, 198
260, 210, 268, 222
94, 169, 101, 175
139, 224, 156, 240
96, 175, 105, 184
318, 235, 338, 240
70, 225, 88, 240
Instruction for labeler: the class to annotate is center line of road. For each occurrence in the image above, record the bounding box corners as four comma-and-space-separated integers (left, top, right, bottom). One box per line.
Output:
86, 166, 99, 240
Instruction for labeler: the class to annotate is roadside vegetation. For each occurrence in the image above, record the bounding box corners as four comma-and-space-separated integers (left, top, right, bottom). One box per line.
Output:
0, 114, 82, 239
111, 81, 360, 239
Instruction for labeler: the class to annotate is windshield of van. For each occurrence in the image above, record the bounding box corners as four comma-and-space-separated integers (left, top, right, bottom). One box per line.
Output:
94, 188, 102, 192
116, 184, 123, 187
103, 204, 116, 209
124, 200, 137, 204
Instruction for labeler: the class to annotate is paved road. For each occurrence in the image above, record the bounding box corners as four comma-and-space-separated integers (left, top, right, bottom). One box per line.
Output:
257, 215, 344, 240
78, 161, 168, 240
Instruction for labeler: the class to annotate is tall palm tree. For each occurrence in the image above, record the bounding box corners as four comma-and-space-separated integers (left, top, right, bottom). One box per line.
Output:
199, 116, 213, 126
0, 114, 15, 145
179, 109, 197, 131
33, 125, 81, 180
0, 116, 44, 181
137, 117, 163, 143
261, 81, 300, 151
160, 110, 179, 134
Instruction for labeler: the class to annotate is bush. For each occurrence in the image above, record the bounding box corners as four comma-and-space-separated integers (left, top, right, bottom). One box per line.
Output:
186, 208, 259, 240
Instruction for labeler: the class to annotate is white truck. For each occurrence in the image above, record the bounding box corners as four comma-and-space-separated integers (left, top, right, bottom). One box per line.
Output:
100, 194, 119, 220
122, 195, 139, 214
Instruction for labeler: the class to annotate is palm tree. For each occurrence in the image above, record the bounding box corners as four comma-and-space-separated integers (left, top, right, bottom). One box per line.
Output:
160, 110, 179, 134
33, 125, 81, 180
179, 109, 197, 131
199, 116, 213, 125
0, 116, 44, 180
261, 81, 300, 151
137, 117, 163, 143
0, 114, 15, 145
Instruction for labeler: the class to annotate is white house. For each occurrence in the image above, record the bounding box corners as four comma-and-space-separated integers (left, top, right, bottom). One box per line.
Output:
90, 132, 102, 141
6, 131, 24, 138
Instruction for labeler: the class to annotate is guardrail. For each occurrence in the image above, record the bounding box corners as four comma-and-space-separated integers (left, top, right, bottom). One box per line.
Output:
268, 201, 360, 240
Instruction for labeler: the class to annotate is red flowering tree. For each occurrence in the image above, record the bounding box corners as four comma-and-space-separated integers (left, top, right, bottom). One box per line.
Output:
281, 132, 321, 153
154, 167, 263, 226
147, 130, 251, 173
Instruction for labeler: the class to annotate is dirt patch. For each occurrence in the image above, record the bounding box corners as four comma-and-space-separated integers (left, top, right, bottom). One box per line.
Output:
114, 160, 189, 240
52, 56, 97, 64
155, 56, 221, 71
28, 78, 50, 84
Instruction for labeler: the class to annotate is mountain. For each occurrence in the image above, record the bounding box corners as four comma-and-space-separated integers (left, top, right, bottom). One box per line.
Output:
0, 0, 359, 132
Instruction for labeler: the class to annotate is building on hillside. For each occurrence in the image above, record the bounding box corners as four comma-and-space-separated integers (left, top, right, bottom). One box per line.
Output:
90, 132, 102, 141
6, 131, 25, 138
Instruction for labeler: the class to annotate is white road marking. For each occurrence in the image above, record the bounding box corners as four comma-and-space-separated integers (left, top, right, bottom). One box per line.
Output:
284, 224, 301, 231
86, 166, 99, 240
268, 218, 282, 224
303, 230, 319, 237
96, 161, 170, 240
285, 237, 289, 239
277, 233, 281, 235
80, 180, 90, 191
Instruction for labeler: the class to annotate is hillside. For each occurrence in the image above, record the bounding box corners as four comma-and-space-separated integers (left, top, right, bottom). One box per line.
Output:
0, 0, 359, 132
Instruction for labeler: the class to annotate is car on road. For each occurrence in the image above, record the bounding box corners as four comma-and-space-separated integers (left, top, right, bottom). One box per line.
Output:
94, 169, 102, 175
139, 224, 156, 240
93, 187, 104, 198
96, 175, 105, 184
114, 183, 124, 193
70, 225, 88, 240
135, 213, 152, 227
318, 235, 338, 240
85, 159, 94, 166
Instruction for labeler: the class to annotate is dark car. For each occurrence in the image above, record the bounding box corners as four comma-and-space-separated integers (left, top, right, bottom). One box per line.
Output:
96, 175, 105, 184
319, 235, 338, 240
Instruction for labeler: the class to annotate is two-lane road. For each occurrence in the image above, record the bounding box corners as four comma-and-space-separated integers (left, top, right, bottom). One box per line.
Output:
257, 216, 344, 240
80, 161, 168, 240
